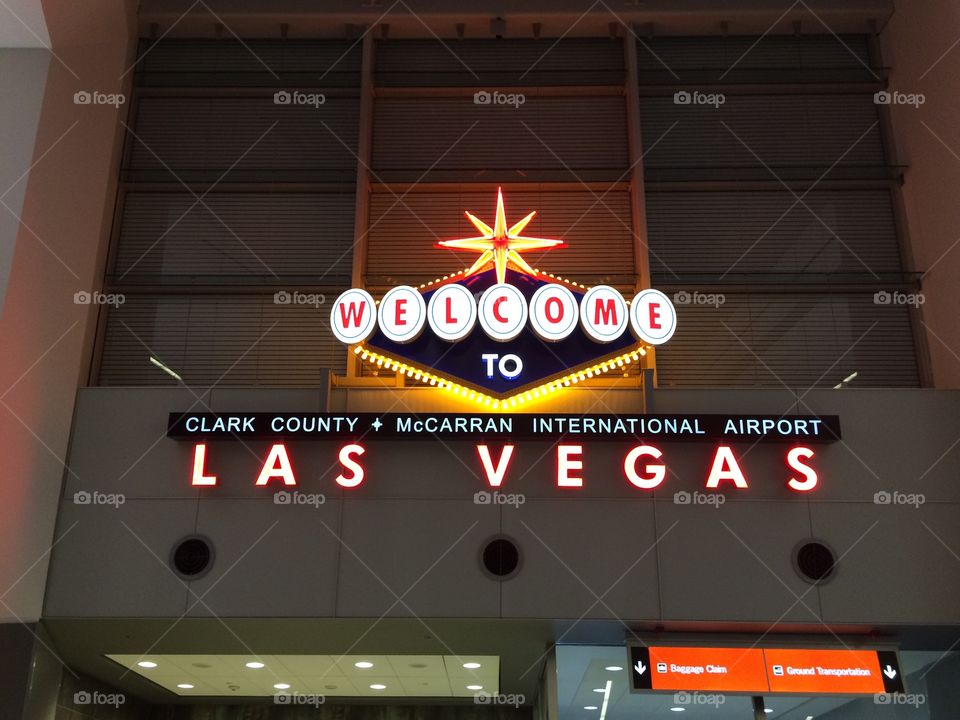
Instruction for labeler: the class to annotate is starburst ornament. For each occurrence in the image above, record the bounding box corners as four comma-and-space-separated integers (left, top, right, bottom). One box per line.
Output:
436, 187, 564, 284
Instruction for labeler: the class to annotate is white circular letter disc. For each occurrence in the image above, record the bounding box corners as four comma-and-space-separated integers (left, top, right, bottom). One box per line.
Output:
330, 288, 377, 344
426, 284, 477, 342
630, 288, 677, 345
377, 285, 426, 344
529, 283, 579, 342
580, 285, 628, 343
478, 283, 528, 342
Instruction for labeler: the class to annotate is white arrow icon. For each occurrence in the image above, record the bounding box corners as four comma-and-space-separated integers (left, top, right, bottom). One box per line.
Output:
883, 665, 897, 679
634, 661, 647, 675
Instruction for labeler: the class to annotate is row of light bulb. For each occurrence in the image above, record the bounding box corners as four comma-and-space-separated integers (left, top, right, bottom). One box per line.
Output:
135, 658, 485, 693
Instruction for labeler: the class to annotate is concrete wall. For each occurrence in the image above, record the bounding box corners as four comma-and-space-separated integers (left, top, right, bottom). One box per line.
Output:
0, 0, 137, 625
43, 385, 960, 628
0, 48, 49, 315
881, 1, 960, 388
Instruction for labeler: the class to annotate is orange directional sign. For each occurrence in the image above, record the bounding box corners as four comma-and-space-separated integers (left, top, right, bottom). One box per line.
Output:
764, 648, 898, 695
639, 647, 768, 692
629, 646, 905, 696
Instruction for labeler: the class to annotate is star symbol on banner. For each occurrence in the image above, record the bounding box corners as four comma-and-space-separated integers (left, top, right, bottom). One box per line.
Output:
436, 187, 564, 284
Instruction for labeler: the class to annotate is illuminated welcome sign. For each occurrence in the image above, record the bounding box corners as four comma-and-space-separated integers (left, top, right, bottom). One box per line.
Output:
330, 189, 676, 406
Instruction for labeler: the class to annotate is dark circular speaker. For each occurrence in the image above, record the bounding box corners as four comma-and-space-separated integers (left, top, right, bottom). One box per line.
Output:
171, 536, 214, 579
481, 537, 520, 579
795, 541, 835, 582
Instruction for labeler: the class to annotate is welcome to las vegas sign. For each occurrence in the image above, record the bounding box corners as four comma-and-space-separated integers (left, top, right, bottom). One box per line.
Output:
329, 189, 677, 407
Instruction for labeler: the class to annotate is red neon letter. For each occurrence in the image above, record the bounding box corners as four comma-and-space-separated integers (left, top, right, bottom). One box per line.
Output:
593, 298, 618, 326
557, 445, 584, 487
648, 302, 662, 330
786, 446, 818, 492
493, 295, 509, 323
624, 445, 665, 489
445, 296, 458, 324
477, 445, 515, 488
191, 443, 217, 486
255, 444, 297, 486
545, 296, 564, 323
394, 297, 408, 326
336, 444, 366, 488
705, 446, 748, 488
338, 301, 367, 328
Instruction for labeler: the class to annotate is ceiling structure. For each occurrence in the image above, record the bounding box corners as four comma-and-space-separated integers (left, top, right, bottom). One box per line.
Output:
108, 653, 500, 698
136, 0, 895, 38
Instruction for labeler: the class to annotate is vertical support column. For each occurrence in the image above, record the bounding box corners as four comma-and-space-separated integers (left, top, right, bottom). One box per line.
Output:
347, 29, 376, 378
536, 646, 560, 720
623, 28, 657, 386
867, 25, 934, 388
751, 696, 767, 719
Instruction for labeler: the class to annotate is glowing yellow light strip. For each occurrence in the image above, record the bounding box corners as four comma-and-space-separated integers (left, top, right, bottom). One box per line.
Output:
354, 344, 647, 410
414, 268, 589, 293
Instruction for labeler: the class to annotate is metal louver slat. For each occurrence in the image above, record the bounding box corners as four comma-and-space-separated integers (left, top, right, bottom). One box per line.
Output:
646, 190, 902, 281
135, 39, 361, 87
365, 190, 634, 284
639, 95, 884, 172
129, 97, 360, 178
372, 96, 628, 175
655, 294, 919, 389
635, 34, 872, 71
375, 38, 625, 86
114, 192, 356, 284
98, 295, 345, 387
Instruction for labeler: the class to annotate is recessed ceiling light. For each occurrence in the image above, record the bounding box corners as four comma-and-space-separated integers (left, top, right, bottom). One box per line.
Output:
604, 666, 623, 671
764, 711, 773, 714
370, 684, 387, 690
467, 685, 483, 691
245, 662, 265, 669
177, 684, 194, 690
137, 661, 157, 668
463, 662, 482, 669
669, 709, 685, 713
355, 661, 374, 669
273, 683, 291, 690
592, 688, 606, 693
584, 706, 598, 710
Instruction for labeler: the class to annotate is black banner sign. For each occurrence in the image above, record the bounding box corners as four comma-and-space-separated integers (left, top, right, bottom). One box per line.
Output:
167, 412, 841, 443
